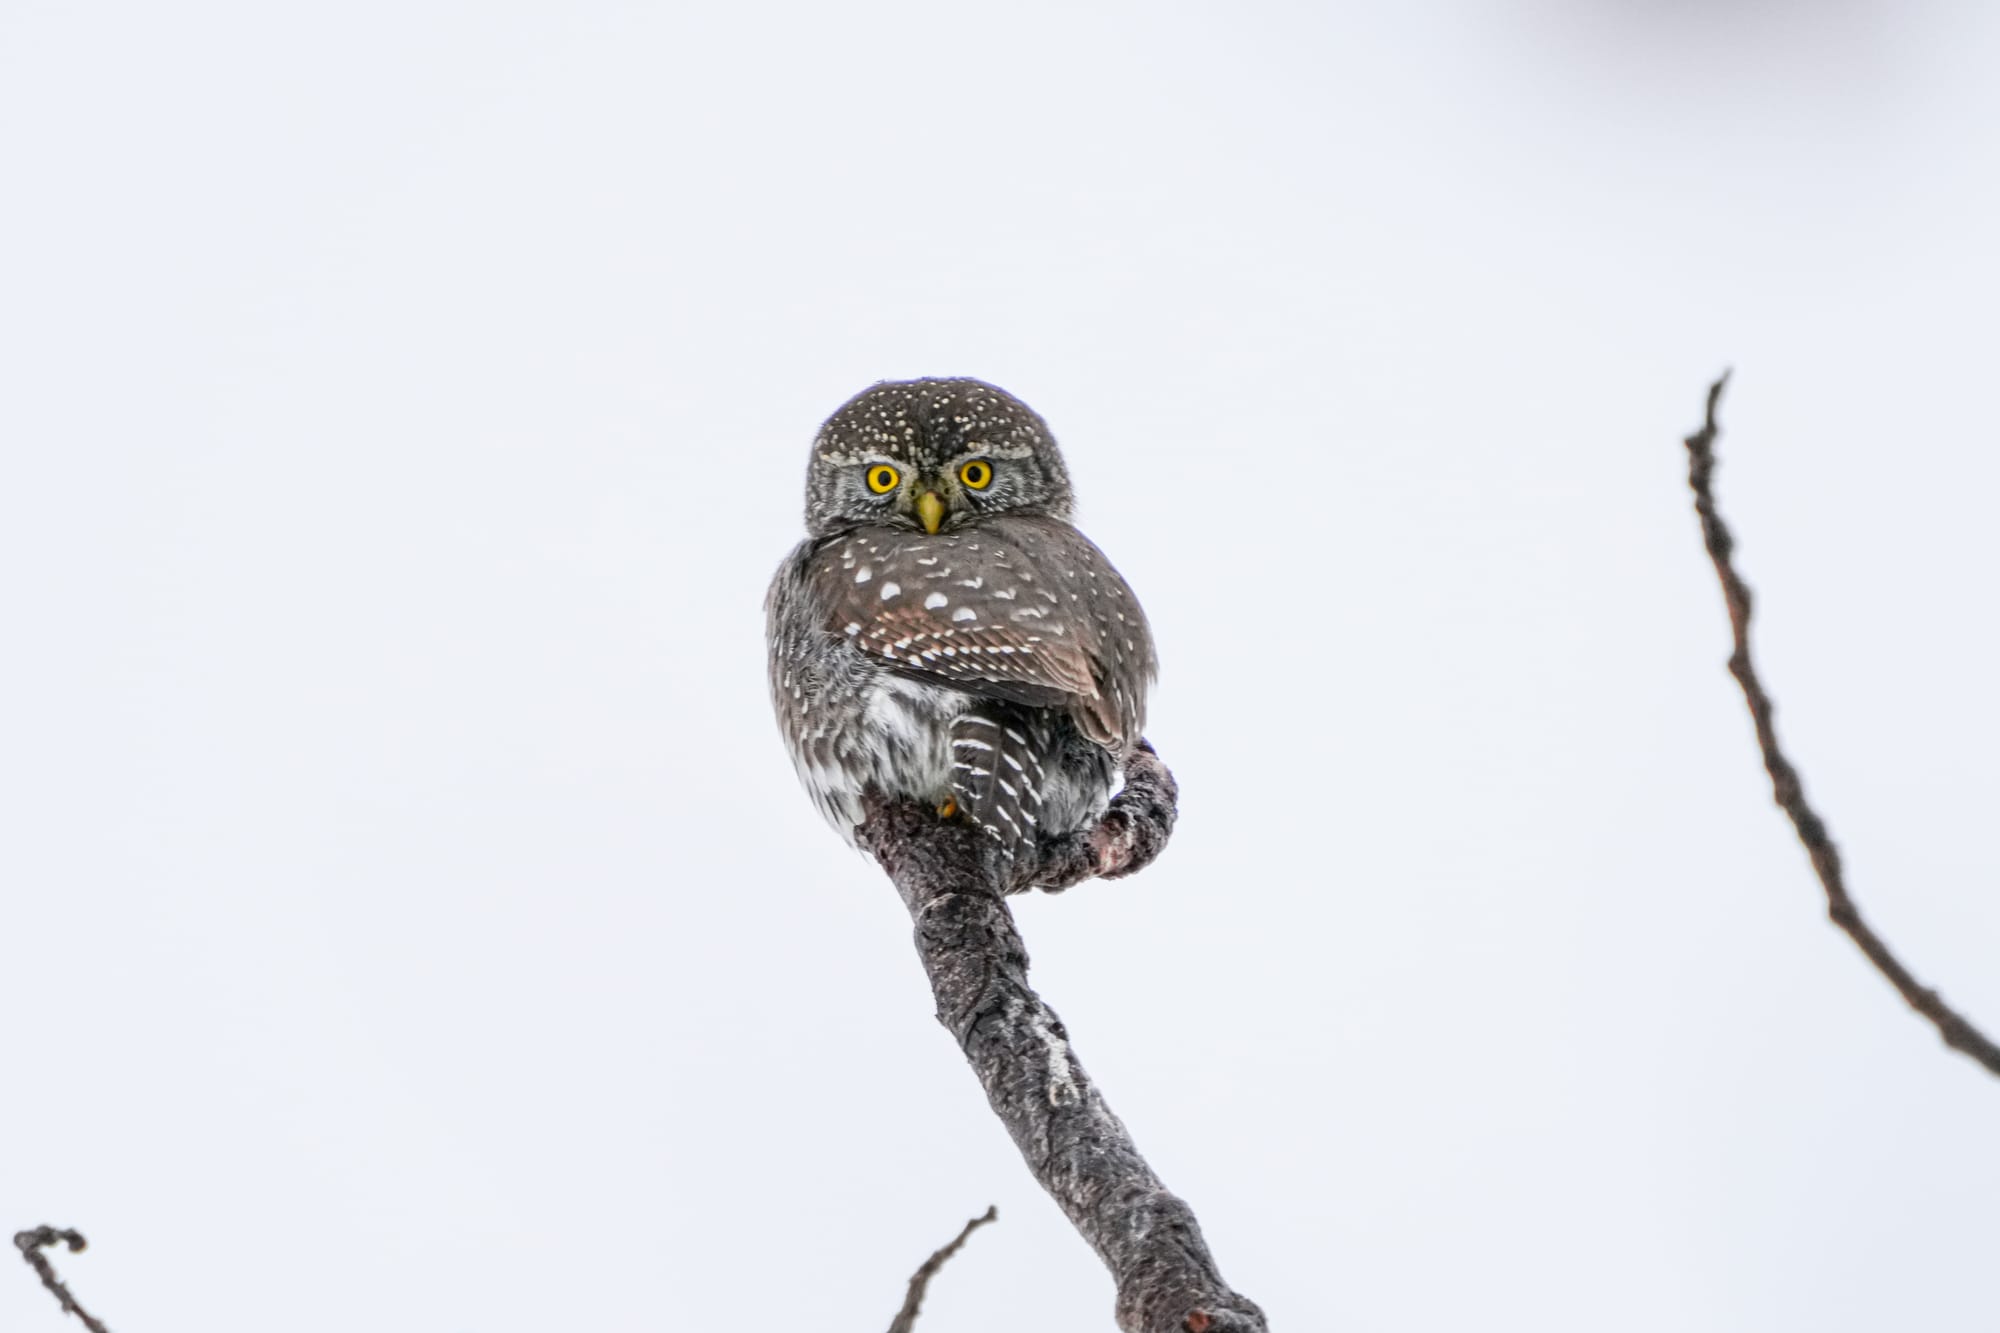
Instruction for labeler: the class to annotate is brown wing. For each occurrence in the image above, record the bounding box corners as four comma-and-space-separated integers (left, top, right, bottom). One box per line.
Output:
809, 515, 1155, 750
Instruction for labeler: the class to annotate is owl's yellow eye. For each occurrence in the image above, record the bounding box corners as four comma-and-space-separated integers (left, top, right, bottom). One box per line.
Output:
865, 464, 900, 494
958, 459, 993, 490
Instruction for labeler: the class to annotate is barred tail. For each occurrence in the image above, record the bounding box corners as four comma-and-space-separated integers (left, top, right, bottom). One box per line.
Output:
948, 707, 1051, 859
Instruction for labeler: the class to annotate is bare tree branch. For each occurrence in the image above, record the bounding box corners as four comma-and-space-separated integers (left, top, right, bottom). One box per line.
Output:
887, 1205, 999, 1333
1683, 372, 2000, 1078
14, 1228, 112, 1333
859, 743, 1266, 1333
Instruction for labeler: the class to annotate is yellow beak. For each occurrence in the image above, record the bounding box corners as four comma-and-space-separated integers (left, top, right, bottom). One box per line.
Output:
917, 490, 945, 535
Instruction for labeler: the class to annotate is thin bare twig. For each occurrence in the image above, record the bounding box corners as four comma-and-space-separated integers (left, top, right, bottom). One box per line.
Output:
860, 744, 1264, 1333
14, 1228, 112, 1333
1684, 372, 2000, 1078
887, 1206, 999, 1333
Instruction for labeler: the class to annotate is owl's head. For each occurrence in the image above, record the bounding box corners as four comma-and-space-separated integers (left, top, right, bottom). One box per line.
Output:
802, 378, 1075, 537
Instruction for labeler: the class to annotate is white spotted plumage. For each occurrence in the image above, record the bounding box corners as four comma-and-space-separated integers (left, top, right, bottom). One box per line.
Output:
767, 378, 1157, 864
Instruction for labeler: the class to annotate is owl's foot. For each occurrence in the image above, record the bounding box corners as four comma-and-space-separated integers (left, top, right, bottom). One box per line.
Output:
859, 747, 1177, 896
1015, 740, 1178, 893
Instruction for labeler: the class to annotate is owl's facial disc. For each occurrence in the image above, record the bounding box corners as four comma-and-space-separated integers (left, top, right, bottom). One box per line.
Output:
802, 378, 1075, 537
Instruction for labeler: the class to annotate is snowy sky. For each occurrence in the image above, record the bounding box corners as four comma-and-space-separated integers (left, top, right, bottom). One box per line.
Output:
3, 2, 1997, 1330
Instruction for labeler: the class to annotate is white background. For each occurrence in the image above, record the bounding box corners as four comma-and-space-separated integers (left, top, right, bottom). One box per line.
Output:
3, 2, 1996, 1330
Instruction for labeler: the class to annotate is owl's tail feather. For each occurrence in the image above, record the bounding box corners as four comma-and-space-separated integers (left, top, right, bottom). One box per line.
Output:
947, 707, 1051, 861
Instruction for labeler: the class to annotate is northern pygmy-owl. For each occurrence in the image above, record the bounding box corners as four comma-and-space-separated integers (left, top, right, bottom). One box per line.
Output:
766, 378, 1157, 867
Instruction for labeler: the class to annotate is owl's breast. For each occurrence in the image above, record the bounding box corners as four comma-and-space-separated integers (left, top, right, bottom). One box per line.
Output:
787, 650, 967, 846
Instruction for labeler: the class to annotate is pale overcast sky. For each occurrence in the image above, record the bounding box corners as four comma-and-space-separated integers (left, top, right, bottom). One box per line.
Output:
3, 3, 1996, 1330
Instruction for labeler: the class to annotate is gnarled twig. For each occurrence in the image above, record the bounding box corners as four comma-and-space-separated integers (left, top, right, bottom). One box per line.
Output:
886, 1205, 998, 1333
859, 746, 1265, 1333
1684, 373, 2000, 1078
14, 1227, 112, 1333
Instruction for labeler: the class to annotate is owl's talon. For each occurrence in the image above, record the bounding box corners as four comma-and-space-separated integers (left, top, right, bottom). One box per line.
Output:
937, 796, 958, 819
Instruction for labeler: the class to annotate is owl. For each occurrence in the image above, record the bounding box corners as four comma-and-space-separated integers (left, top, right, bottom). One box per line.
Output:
766, 378, 1157, 872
